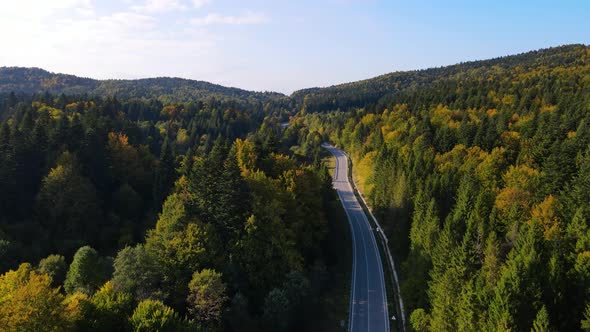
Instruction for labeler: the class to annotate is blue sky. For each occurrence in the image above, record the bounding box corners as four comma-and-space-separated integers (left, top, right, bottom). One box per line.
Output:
0, 0, 588, 94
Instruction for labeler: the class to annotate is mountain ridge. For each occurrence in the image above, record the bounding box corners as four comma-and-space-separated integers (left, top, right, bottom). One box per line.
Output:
291, 43, 590, 112
2, 44, 588, 106
0, 66, 285, 102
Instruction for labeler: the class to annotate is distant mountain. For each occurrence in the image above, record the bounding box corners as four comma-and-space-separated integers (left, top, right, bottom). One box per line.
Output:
291, 44, 590, 112
0, 67, 285, 102
3, 44, 588, 108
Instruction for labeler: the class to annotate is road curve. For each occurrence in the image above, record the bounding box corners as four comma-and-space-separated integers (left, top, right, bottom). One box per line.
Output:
323, 143, 390, 332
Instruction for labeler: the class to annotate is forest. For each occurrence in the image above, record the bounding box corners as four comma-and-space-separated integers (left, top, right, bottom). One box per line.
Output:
1, 43, 590, 331
293, 44, 590, 331
0, 90, 342, 331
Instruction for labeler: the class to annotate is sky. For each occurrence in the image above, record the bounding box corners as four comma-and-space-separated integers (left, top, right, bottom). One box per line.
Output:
0, 0, 589, 94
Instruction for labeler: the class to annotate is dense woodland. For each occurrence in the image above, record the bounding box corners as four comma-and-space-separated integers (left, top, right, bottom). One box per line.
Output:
2, 44, 590, 331
0, 90, 340, 331
293, 44, 590, 331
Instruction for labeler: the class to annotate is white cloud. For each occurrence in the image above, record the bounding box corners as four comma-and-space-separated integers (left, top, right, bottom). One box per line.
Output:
0, 3, 218, 80
192, 0, 212, 8
2, 0, 93, 19
191, 11, 268, 25
75, 7, 95, 17
0, 0, 270, 90
129, 0, 212, 13
131, 0, 187, 13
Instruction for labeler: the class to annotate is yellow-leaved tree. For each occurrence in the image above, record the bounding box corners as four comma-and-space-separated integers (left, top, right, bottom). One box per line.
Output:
0, 263, 72, 331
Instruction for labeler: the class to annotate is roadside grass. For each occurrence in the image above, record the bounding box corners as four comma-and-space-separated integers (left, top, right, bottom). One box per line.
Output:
322, 154, 337, 177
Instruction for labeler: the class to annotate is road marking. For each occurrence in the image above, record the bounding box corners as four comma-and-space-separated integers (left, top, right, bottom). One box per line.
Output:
326, 145, 390, 332
364, 210, 390, 331
353, 211, 371, 332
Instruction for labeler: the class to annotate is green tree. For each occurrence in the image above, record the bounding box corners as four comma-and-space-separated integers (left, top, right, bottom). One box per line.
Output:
112, 245, 163, 300
582, 303, 590, 331
187, 269, 228, 326
282, 167, 328, 256
531, 305, 551, 332
410, 308, 431, 332
63, 292, 95, 331
36, 152, 101, 254
187, 142, 250, 251
0, 122, 16, 218
38, 254, 67, 287
129, 299, 185, 332
234, 171, 301, 290
153, 138, 176, 207
262, 288, 290, 331
217, 146, 251, 245
90, 281, 135, 332
145, 193, 215, 309
64, 246, 110, 295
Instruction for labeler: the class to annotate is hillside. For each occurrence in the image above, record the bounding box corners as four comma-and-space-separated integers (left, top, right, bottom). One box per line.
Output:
291, 43, 590, 331
4, 45, 587, 110
0, 75, 333, 330
0, 67, 285, 102
292, 44, 590, 112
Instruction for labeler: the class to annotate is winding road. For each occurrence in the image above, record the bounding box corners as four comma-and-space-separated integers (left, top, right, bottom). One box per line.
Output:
323, 143, 390, 332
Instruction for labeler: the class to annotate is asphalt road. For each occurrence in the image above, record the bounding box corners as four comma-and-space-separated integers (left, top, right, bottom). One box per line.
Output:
323, 144, 390, 332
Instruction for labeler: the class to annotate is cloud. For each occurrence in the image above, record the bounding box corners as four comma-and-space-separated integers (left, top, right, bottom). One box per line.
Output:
2, 0, 94, 19
75, 7, 95, 17
192, 0, 212, 8
131, 0, 187, 13
0, 0, 266, 90
130, 0, 212, 13
0, 3, 218, 80
191, 11, 268, 25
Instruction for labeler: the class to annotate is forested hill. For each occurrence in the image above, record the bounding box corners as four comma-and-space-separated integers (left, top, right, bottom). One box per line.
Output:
6, 44, 587, 110
291, 44, 590, 113
293, 43, 590, 331
0, 80, 335, 330
0, 67, 285, 102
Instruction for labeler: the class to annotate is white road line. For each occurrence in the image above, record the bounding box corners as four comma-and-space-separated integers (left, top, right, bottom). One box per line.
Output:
326, 145, 389, 332
365, 211, 390, 331
353, 210, 371, 332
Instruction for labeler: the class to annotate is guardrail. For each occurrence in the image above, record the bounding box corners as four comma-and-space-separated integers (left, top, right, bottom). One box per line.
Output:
342, 150, 407, 332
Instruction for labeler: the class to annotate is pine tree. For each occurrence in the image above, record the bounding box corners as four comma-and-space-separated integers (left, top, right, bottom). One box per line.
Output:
50, 113, 69, 152
36, 152, 101, 254
531, 305, 551, 332
67, 113, 84, 152
0, 122, 16, 217
153, 138, 176, 207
